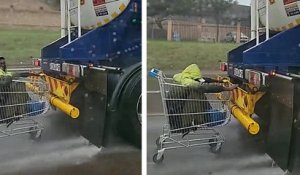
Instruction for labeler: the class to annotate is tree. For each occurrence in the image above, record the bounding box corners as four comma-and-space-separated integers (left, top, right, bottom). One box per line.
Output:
206, 0, 237, 42
147, 0, 168, 28
147, 0, 237, 41
147, 0, 194, 28
191, 0, 237, 41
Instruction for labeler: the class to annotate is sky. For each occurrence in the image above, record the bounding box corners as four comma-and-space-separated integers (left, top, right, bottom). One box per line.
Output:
237, 0, 251, 6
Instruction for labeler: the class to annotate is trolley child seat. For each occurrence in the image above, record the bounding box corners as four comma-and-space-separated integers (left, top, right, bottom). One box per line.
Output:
149, 69, 231, 164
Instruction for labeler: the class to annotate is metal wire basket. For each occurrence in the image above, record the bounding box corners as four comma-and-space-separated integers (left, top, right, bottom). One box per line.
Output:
149, 69, 231, 164
0, 77, 50, 139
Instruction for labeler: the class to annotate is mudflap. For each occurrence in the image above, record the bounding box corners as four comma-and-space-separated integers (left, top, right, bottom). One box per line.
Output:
70, 70, 108, 147
288, 79, 300, 174
266, 76, 294, 171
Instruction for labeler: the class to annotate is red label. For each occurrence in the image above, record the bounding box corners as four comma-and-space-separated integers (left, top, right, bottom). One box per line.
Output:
93, 0, 105, 6
284, 0, 297, 5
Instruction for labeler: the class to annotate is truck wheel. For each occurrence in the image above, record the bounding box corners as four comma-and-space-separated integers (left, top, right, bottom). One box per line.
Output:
119, 71, 141, 148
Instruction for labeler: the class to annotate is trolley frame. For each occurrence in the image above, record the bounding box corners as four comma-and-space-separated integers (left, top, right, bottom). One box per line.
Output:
0, 77, 49, 140
151, 70, 231, 163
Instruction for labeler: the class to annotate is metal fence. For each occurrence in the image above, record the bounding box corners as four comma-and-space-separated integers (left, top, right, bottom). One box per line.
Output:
147, 20, 251, 42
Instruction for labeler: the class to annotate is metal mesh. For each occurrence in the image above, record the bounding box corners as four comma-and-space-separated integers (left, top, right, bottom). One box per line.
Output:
152, 70, 232, 163
0, 77, 49, 138
158, 72, 231, 133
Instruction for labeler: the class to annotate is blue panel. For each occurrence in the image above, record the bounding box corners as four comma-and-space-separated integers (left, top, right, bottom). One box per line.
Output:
42, 36, 68, 58
228, 26, 300, 79
243, 26, 300, 68
228, 34, 269, 64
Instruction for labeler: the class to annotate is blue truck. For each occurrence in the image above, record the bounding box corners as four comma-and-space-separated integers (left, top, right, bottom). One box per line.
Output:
33, 0, 141, 147
224, 0, 300, 174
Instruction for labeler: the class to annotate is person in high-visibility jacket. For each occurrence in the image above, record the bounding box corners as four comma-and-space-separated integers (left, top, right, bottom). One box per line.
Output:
173, 64, 238, 91
0, 57, 29, 122
0, 57, 13, 85
0, 56, 31, 80
167, 64, 238, 134
0, 56, 13, 121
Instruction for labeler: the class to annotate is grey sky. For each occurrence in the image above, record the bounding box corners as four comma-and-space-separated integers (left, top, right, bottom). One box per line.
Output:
237, 0, 251, 6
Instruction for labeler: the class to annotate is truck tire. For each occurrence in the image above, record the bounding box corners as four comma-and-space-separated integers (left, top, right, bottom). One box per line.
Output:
118, 71, 141, 148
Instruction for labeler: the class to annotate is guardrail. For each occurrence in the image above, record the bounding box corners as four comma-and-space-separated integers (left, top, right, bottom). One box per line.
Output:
7, 63, 32, 67
7, 67, 41, 72
7, 63, 40, 72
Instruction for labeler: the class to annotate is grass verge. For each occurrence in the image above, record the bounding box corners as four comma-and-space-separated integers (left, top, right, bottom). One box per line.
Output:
147, 40, 238, 71
0, 27, 60, 64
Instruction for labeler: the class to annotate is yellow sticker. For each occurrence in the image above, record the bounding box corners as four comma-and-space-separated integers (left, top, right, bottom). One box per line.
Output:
103, 18, 110, 24
119, 3, 126, 11
111, 12, 118, 19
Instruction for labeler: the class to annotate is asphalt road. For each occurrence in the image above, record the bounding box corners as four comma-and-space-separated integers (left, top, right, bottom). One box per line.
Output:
147, 115, 284, 175
147, 71, 285, 175
0, 110, 141, 175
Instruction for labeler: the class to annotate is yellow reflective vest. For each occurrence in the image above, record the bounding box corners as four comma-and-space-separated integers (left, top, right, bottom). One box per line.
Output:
0, 69, 13, 77
173, 64, 204, 87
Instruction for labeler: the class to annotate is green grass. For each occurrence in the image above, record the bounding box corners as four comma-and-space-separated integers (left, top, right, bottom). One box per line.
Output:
147, 40, 238, 71
0, 27, 60, 64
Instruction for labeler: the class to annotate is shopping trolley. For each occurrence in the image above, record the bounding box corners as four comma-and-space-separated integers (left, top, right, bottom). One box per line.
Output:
0, 77, 49, 140
149, 69, 231, 164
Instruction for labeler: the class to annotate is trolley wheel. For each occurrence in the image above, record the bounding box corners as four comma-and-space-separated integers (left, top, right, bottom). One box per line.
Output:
208, 134, 220, 147
29, 127, 42, 141
153, 153, 164, 164
208, 138, 216, 147
156, 137, 162, 148
271, 160, 278, 167
210, 142, 222, 153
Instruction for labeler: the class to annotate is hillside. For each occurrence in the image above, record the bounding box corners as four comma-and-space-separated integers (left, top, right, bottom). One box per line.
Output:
0, 0, 60, 28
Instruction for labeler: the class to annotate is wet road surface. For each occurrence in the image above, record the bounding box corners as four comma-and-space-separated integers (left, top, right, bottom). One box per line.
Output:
147, 71, 284, 175
0, 110, 141, 175
147, 115, 284, 175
